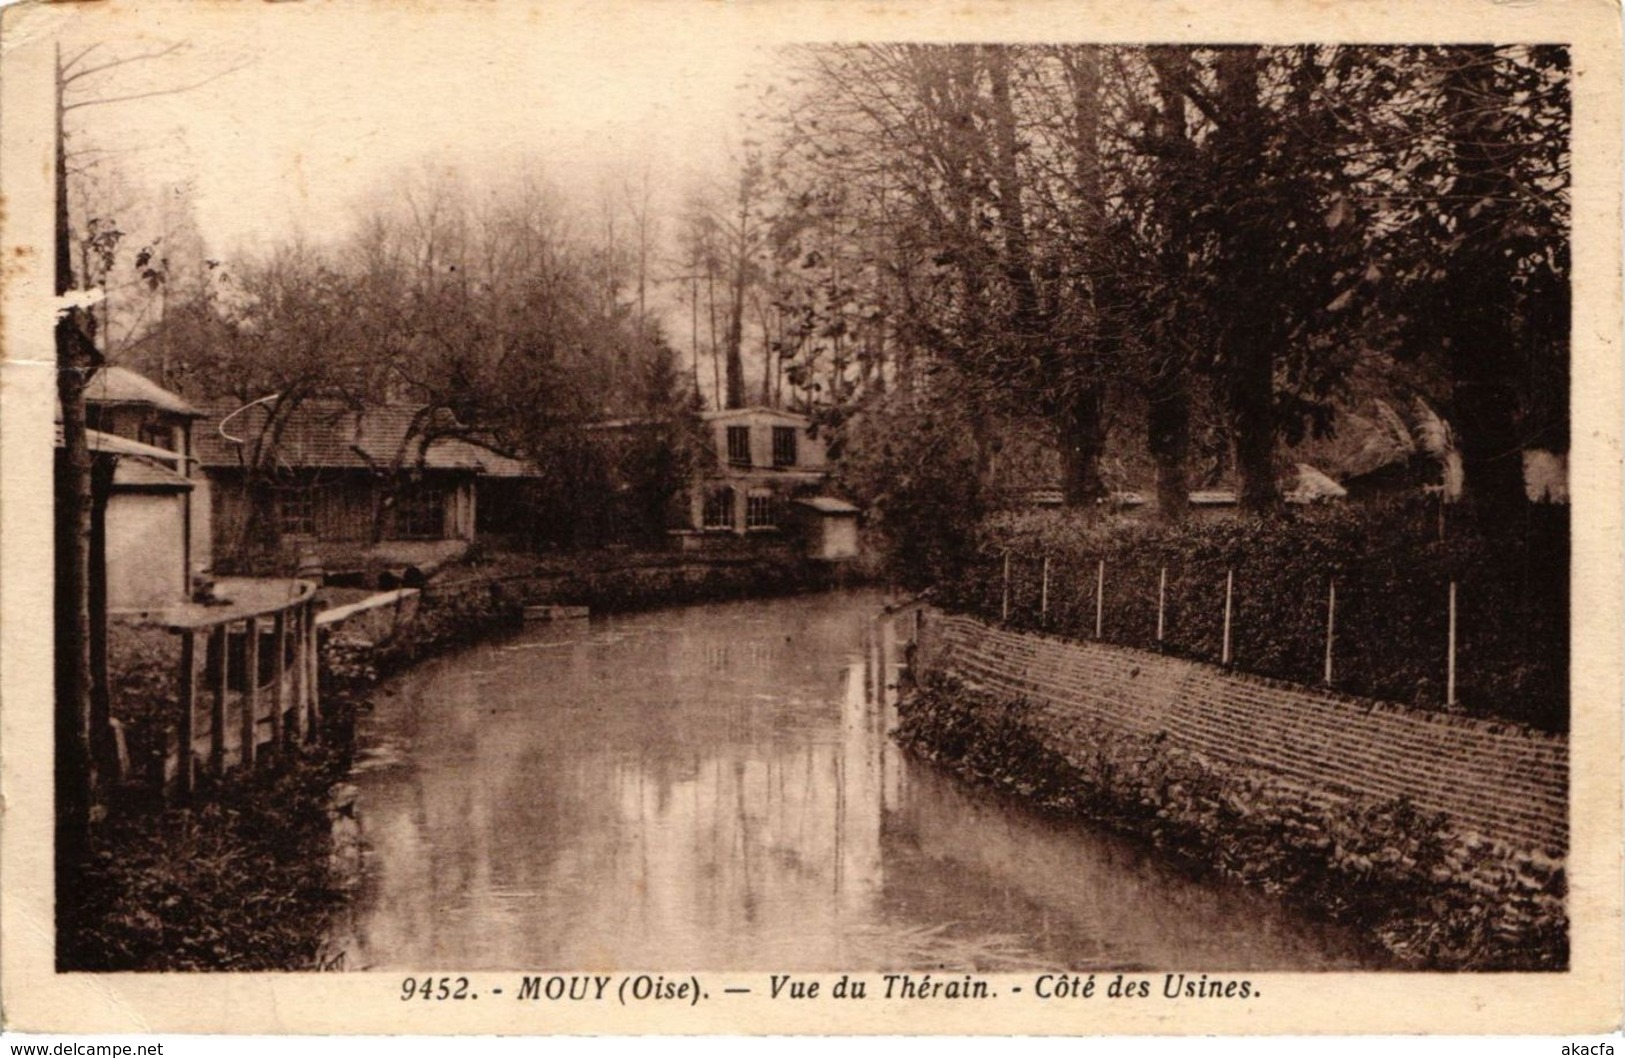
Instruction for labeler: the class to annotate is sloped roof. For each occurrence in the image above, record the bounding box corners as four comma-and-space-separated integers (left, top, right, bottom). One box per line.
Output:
794, 496, 859, 514
85, 366, 200, 418
114, 456, 193, 490
701, 406, 811, 425
54, 424, 188, 464
193, 400, 536, 476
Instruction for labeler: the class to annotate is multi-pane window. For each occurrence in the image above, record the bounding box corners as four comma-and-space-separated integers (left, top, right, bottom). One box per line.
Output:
278, 486, 316, 537
397, 485, 445, 539
726, 425, 751, 466
703, 487, 735, 530
745, 491, 776, 529
772, 426, 798, 467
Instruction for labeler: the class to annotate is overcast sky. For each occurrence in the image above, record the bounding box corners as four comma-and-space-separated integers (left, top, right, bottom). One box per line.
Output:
55, 3, 775, 260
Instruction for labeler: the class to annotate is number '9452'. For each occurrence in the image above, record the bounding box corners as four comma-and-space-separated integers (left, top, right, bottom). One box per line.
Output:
401, 976, 472, 1001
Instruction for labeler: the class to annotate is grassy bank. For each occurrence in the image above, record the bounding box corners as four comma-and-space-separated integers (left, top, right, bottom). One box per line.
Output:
58, 747, 350, 971
895, 671, 1568, 971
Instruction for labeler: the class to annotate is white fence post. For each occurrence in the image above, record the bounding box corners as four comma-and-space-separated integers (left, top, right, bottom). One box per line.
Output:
1221, 569, 1234, 666
1447, 580, 1458, 707
1094, 559, 1105, 640
1157, 566, 1167, 647
1323, 577, 1337, 686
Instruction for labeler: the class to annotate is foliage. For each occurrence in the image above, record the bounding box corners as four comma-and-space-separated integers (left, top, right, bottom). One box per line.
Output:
829, 385, 987, 589
897, 673, 1568, 970
58, 749, 349, 972
937, 497, 1567, 730
763, 44, 1568, 521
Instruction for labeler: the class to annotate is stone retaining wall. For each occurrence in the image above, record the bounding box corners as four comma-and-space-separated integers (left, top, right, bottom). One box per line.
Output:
915, 611, 1567, 855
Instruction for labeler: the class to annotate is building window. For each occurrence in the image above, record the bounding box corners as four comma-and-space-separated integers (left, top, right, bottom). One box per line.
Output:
397, 484, 445, 539
139, 421, 176, 452
772, 426, 798, 467
726, 425, 751, 466
745, 491, 776, 529
703, 487, 735, 530
278, 486, 316, 537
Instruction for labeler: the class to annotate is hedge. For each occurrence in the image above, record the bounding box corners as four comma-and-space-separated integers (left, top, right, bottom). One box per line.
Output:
933, 498, 1567, 731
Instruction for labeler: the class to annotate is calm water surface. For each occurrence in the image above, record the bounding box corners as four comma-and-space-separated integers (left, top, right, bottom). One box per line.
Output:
342, 590, 1386, 971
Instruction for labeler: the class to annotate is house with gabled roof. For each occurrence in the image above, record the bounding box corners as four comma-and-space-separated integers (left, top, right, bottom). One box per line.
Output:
192, 398, 538, 578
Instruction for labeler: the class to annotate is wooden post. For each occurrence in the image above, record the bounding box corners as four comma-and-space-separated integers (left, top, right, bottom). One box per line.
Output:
242, 617, 260, 770
290, 605, 306, 741
1446, 580, 1458, 707
1094, 559, 1105, 640
177, 631, 196, 798
1323, 577, 1337, 686
306, 601, 321, 739
1221, 569, 1234, 666
270, 610, 286, 751
211, 624, 229, 776
1001, 551, 1010, 624
1156, 566, 1168, 646
1040, 556, 1050, 624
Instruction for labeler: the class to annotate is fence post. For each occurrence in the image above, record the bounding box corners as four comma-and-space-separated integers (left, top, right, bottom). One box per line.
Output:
1447, 580, 1458, 707
270, 610, 286, 751
291, 606, 307, 741
1157, 566, 1167, 647
307, 601, 322, 739
1094, 559, 1105, 640
1001, 551, 1010, 624
242, 616, 260, 771
1040, 557, 1050, 624
211, 624, 230, 776
1221, 569, 1234, 666
1323, 577, 1336, 686
177, 631, 196, 798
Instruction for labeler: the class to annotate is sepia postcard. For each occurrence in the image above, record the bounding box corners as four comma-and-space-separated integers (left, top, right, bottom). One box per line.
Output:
1, 0, 1620, 1039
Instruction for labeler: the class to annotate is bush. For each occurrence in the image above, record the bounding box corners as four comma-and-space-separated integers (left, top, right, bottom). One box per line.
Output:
934, 498, 1567, 730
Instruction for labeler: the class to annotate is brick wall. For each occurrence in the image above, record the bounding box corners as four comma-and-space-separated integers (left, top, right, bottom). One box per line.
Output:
915, 611, 1567, 855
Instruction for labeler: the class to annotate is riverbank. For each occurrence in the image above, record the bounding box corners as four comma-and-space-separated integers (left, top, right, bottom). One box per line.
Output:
896, 636, 1567, 971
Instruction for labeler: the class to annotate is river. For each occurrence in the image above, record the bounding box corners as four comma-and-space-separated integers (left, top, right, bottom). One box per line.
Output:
340, 589, 1386, 971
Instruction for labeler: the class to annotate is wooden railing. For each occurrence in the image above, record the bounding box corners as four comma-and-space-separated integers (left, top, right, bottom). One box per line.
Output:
165, 579, 321, 797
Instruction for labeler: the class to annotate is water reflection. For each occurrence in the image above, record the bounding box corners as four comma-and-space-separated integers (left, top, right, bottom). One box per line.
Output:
344, 591, 1384, 971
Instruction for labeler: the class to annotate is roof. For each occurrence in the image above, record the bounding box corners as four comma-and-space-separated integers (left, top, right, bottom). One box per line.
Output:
85, 366, 201, 418
55, 424, 188, 464
193, 400, 537, 476
701, 406, 811, 425
113, 456, 193, 491
53, 425, 193, 490
794, 496, 860, 515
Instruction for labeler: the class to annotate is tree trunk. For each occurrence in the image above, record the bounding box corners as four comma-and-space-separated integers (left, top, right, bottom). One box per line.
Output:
1059, 386, 1107, 504
1212, 46, 1280, 514
1148, 365, 1191, 522
1443, 47, 1527, 518
1145, 47, 1196, 522
55, 48, 98, 848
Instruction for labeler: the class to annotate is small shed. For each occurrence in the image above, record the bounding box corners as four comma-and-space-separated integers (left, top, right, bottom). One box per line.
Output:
792, 496, 860, 561
56, 425, 200, 611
